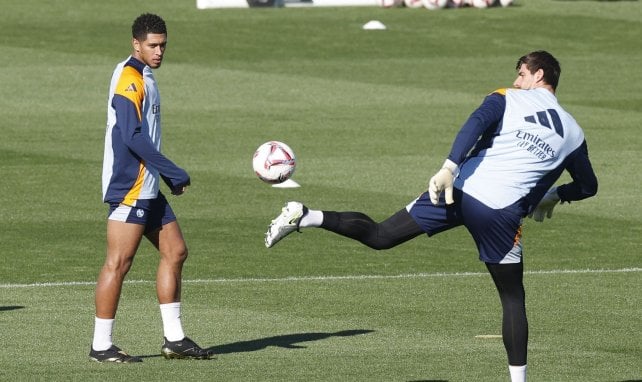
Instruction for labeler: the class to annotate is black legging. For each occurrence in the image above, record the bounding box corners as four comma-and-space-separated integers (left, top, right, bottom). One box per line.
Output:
320, 208, 423, 250
486, 262, 528, 366
319, 208, 528, 366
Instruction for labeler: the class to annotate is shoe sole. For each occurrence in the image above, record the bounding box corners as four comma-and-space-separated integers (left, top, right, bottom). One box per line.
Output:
89, 356, 141, 363
161, 349, 213, 360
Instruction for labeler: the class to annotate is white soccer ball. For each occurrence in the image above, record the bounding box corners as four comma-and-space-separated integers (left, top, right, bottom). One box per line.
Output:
422, 0, 447, 9
252, 141, 296, 184
379, 0, 403, 7
404, 0, 424, 8
498, 0, 512, 6
469, 0, 495, 8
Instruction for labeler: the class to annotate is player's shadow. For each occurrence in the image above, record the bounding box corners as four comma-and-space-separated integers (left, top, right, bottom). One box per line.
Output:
138, 329, 374, 359
208, 329, 374, 354
0, 305, 25, 312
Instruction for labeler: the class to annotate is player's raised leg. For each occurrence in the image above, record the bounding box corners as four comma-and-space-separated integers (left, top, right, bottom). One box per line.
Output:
265, 202, 423, 249
318, 208, 423, 250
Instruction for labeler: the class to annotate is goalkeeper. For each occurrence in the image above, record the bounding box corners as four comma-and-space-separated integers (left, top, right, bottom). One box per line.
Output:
265, 50, 597, 382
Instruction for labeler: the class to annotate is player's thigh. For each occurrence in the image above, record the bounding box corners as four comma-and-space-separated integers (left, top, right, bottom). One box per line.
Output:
106, 219, 145, 262
406, 190, 464, 235
146, 220, 187, 260
460, 194, 522, 264
141, 194, 186, 258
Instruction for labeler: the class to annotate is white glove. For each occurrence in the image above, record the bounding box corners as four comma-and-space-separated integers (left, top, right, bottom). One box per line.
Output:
528, 187, 560, 222
428, 159, 458, 205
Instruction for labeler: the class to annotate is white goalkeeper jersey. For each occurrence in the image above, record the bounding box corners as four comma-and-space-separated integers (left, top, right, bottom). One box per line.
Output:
454, 88, 585, 209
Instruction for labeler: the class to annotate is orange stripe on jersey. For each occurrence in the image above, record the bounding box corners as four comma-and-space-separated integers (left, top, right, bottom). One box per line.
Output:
513, 224, 523, 247
491, 88, 507, 96
122, 162, 146, 206
115, 66, 145, 122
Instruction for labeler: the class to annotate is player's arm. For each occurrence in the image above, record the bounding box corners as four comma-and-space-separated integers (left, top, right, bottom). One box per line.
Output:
557, 141, 598, 202
429, 91, 505, 205
112, 95, 190, 193
529, 141, 597, 222
447, 91, 506, 165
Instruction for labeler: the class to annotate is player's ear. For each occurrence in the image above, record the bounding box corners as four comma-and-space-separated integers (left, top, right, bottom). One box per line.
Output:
132, 38, 141, 52
534, 68, 544, 83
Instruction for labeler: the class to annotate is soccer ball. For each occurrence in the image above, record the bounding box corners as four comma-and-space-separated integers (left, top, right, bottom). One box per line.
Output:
403, 0, 424, 8
469, 0, 495, 8
422, 0, 447, 9
379, 0, 403, 7
252, 141, 296, 184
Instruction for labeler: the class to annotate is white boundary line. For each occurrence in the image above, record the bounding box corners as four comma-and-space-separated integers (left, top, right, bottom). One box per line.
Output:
1, 267, 640, 289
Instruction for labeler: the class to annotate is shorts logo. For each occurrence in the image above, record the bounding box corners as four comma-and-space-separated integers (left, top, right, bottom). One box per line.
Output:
136, 209, 145, 218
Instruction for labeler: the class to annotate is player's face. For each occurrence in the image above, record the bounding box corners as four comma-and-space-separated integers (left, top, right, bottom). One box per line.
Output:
132, 33, 167, 69
513, 63, 543, 90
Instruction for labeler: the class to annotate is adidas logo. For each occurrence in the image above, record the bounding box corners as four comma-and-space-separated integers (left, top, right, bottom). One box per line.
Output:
125, 83, 137, 92
523, 109, 564, 138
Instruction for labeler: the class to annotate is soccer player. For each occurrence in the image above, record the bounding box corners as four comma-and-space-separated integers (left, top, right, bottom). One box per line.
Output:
90, 13, 213, 363
265, 51, 598, 382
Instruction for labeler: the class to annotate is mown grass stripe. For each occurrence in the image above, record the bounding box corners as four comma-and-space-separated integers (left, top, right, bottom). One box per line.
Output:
2, 267, 639, 289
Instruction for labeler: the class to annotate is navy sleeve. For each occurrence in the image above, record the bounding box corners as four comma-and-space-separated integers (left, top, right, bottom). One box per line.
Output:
447, 92, 505, 165
556, 141, 598, 202
112, 95, 190, 191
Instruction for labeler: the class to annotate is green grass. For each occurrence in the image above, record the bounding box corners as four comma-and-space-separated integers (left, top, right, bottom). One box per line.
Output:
0, 0, 641, 380
2, 271, 640, 381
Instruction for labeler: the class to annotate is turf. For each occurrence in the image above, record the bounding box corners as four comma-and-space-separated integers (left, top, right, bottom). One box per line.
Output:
0, 0, 640, 381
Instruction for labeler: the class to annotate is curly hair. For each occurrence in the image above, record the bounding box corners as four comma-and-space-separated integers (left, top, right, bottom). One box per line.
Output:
132, 13, 167, 41
516, 51, 561, 90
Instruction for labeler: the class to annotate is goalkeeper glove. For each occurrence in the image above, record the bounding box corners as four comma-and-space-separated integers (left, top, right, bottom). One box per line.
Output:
528, 187, 560, 222
428, 159, 458, 205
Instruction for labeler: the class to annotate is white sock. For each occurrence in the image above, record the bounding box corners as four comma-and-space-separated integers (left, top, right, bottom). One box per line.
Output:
160, 302, 185, 341
299, 209, 323, 228
92, 317, 114, 351
509, 364, 527, 382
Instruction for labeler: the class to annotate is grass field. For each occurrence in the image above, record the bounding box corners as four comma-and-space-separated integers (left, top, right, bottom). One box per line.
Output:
1, 0, 641, 380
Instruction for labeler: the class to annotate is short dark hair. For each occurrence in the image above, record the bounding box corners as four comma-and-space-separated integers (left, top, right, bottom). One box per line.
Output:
132, 13, 167, 41
516, 51, 561, 90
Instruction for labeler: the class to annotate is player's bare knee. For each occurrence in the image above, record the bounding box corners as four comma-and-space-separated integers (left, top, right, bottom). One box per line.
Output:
179, 246, 189, 262
103, 255, 134, 275
162, 245, 188, 264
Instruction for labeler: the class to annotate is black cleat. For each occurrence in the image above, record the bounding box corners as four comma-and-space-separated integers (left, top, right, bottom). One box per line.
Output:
161, 337, 214, 360
89, 345, 142, 363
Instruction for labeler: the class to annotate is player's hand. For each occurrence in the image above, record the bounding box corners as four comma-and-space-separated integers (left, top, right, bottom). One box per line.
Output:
428, 159, 457, 205
173, 176, 190, 196
162, 173, 190, 196
171, 184, 189, 196
528, 187, 560, 222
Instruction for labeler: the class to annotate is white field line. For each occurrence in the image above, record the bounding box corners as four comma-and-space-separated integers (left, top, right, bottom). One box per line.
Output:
1, 267, 640, 289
